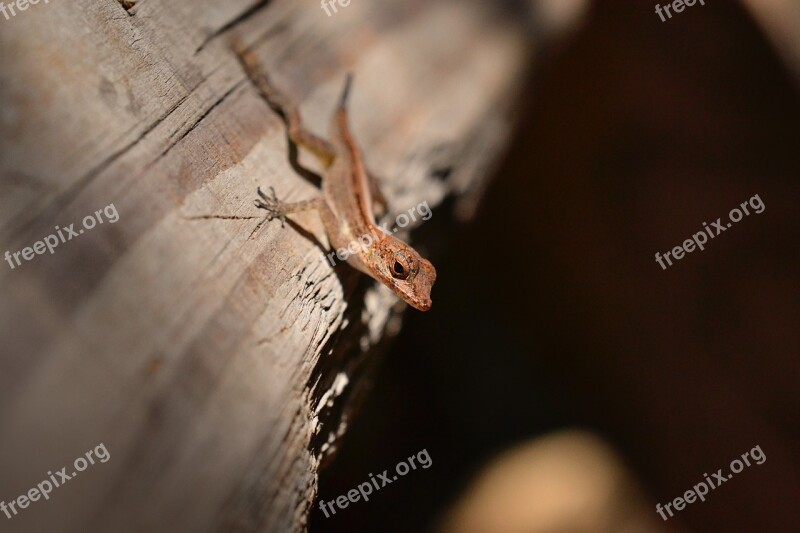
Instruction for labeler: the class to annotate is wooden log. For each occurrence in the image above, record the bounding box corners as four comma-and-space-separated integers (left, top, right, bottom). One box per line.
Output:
0, 0, 570, 531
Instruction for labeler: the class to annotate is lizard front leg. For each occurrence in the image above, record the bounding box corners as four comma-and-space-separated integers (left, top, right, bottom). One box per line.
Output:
254, 186, 324, 228
255, 187, 357, 269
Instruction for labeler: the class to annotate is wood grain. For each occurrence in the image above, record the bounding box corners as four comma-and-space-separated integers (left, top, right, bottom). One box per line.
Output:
0, 0, 538, 531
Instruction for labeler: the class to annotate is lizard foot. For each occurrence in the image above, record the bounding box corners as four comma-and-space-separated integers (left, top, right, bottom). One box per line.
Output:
254, 186, 287, 227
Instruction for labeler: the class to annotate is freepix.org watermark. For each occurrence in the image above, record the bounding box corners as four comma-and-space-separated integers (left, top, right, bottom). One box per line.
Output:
318, 448, 432, 518
0, 0, 52, 22
654, 0, 707, 22
656, 444, 765, 521
4, 203, 119, 271
320, 0, 351, 17
655, 194, 764, 270
322, 200, 432, 267
1, 443, 110, 520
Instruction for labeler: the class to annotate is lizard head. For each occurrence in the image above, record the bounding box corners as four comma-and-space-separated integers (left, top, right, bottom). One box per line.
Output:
368, 236, 436, 311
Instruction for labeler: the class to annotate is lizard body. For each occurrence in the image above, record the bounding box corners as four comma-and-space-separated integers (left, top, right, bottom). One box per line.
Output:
238, 50, 436, 311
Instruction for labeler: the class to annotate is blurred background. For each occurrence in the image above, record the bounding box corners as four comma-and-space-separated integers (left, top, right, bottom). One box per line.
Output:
312, 1, 800, 532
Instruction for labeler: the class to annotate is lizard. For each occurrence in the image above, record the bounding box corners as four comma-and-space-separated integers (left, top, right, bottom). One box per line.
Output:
236, 48, 436, 311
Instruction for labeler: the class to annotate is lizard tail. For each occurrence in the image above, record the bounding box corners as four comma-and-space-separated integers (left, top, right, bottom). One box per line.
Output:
339, 73, 354, 109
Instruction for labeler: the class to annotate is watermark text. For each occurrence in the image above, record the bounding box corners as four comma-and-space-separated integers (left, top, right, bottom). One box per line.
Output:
322, 200, 432, 267
5, 203, 119, 271
656, 444, 765, 521
319, 448, 432, 518
1, 443, 110, 520
655, 194, 764, 270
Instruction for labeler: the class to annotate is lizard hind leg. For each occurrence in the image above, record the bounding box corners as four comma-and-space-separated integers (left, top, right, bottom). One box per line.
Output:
236, 48, 337, 167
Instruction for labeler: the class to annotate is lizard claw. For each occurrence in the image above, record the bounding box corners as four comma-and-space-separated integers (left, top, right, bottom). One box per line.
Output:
255, 186, 287, 227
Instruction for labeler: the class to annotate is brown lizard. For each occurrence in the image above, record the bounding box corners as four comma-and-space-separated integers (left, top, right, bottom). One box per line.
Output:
237, 49, 436, 311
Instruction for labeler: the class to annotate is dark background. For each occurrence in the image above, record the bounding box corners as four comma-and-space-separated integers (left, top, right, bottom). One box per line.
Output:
312, 1, 800, 531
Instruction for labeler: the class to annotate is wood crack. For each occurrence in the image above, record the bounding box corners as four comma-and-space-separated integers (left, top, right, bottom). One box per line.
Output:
155, 79, 246, 162
0, 89, 193, 243
195, 0, 275, 54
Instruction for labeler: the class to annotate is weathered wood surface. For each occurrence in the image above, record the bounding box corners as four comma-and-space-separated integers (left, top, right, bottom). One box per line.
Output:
0, 1, 534, 532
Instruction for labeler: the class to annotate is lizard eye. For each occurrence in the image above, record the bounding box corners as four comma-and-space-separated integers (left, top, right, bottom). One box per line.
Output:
391, 257, 411, 280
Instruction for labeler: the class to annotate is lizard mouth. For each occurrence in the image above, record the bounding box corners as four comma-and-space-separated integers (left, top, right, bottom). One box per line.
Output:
408, 295, 432, 312
411, 299, 433, 311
